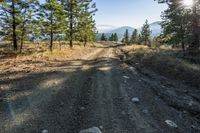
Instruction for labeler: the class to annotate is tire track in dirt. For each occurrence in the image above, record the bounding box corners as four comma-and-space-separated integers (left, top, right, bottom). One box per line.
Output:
0, 47, 105, 133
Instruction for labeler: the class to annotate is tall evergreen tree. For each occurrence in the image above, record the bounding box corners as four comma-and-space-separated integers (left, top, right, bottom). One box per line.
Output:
140, 20, 151, 45
100, 33, 107, 41
0, 0, 21, 50
188, 0, 200, 52
161, 0, 192, 51
130, 29, 138, 44
78, 1, 97, 47
123, 29, 129, 45
60, 0, 97, 48
138, 34, 142, 44
156, 0, 200, 53
18, 0, 40, 52
109, 33, 114, 41
113, 33, 118, 42
41, 0, 65, 51
0, 0, 39, 51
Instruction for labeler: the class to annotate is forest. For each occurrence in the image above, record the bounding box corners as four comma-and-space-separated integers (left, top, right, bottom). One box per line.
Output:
0, 0, 97, 52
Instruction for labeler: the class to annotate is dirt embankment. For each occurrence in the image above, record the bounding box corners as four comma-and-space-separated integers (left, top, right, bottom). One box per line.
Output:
120, 45, 200, 88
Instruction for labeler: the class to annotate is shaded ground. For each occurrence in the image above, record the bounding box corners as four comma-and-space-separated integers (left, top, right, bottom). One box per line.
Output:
0, 44, 200, 133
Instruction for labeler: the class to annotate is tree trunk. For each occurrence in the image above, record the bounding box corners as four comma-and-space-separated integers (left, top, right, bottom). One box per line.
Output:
12, 0, 18, 51
84, 36, 87, 47
50, 32, 53, 52
20, 34, 24, 53
69, 2, 73, 48
59, 40, 62, 50
49, 10, 53, 52
188, 5, 200, 53
181, 42, 186, 56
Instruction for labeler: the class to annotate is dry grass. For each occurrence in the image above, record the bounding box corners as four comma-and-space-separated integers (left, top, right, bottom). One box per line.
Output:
0, 42, 98, 74
122, 45, 200, 88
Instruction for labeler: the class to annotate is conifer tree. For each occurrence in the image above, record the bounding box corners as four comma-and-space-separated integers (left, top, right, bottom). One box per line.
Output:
130, 29, 138, 44
140, 20, 151, 45
138, 34, 142, 44
78, 0, 97, 47
41, 0, 65, 51
109, 33, 114, 41
100, 33, 107, 41
60, 0, 97, 48
113, 33, 118, 42
0, 0, 40, 51
161, 0, 192, 51
18, 0, 40, 52
0, 0, 21, 50
156, 0, 200, 53
123, 29, 129, 45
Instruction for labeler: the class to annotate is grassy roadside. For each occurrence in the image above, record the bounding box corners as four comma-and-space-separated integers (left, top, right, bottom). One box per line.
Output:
0, 42, 99, 74
121, 45, 200, 88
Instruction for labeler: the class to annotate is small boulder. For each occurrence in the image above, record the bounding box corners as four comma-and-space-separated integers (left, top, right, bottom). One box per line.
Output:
131, 97, 140, 103
123, 76, 130, 79
80, 107, 85, 110
79, 127, 102, 133
99, 126, 103, 130
42, 129, 48, 133
142, 109, 148, 114
165, 120, 178, 128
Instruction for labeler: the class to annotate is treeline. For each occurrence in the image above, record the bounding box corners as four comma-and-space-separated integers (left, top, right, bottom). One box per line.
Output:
122, 20, 151, 45
156, 0, 200, 54
100, 20, 152, 46
100, 33, 118, 42
0, 0, 97, 52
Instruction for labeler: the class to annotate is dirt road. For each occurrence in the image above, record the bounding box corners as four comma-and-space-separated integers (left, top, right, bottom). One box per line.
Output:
0, 45, 200, 133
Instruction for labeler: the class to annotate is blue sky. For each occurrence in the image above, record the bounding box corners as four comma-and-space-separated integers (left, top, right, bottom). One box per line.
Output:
40, 0, 167, 28
93, 0, 167, 28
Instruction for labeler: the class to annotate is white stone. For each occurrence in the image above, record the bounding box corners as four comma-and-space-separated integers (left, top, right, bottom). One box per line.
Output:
79, 127, 102, 133
99, 126, 103, 129
131, 97, 140, 103
142, 109, 148, 114
165, 120, 178, 128
123, 76, 130, 79
80, 107, 85, 110
42, 129, 48, 133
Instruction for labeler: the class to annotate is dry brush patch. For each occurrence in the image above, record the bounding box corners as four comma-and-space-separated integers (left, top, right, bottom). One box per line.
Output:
0, 42, 99, 74
121, 45, 200, 88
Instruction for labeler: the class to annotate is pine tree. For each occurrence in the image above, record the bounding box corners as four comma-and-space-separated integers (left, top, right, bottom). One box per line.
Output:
123, 29, 129, 45
140, 20, 151, 45
59, 0, 79, 48
0, 0, 21, 50
18, 0, 40, 52
156, 0, 200, 53
41, 0, 65, 51
130, 29, 138, 44
138, 34, 142, 44
161, 0, 192, 52
100, 33, 107, 41
113, 33, 118, 42
0, 0, 40, 51
188, 0, 200, 52
60, 0, 97, 48
78, 0, 97, 47
109, 33, 114, 41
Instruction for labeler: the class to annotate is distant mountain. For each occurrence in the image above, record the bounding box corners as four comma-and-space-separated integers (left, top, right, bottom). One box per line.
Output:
96, 25, 117, 33
96, 21, 162, 41
109, 26, 135, 35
